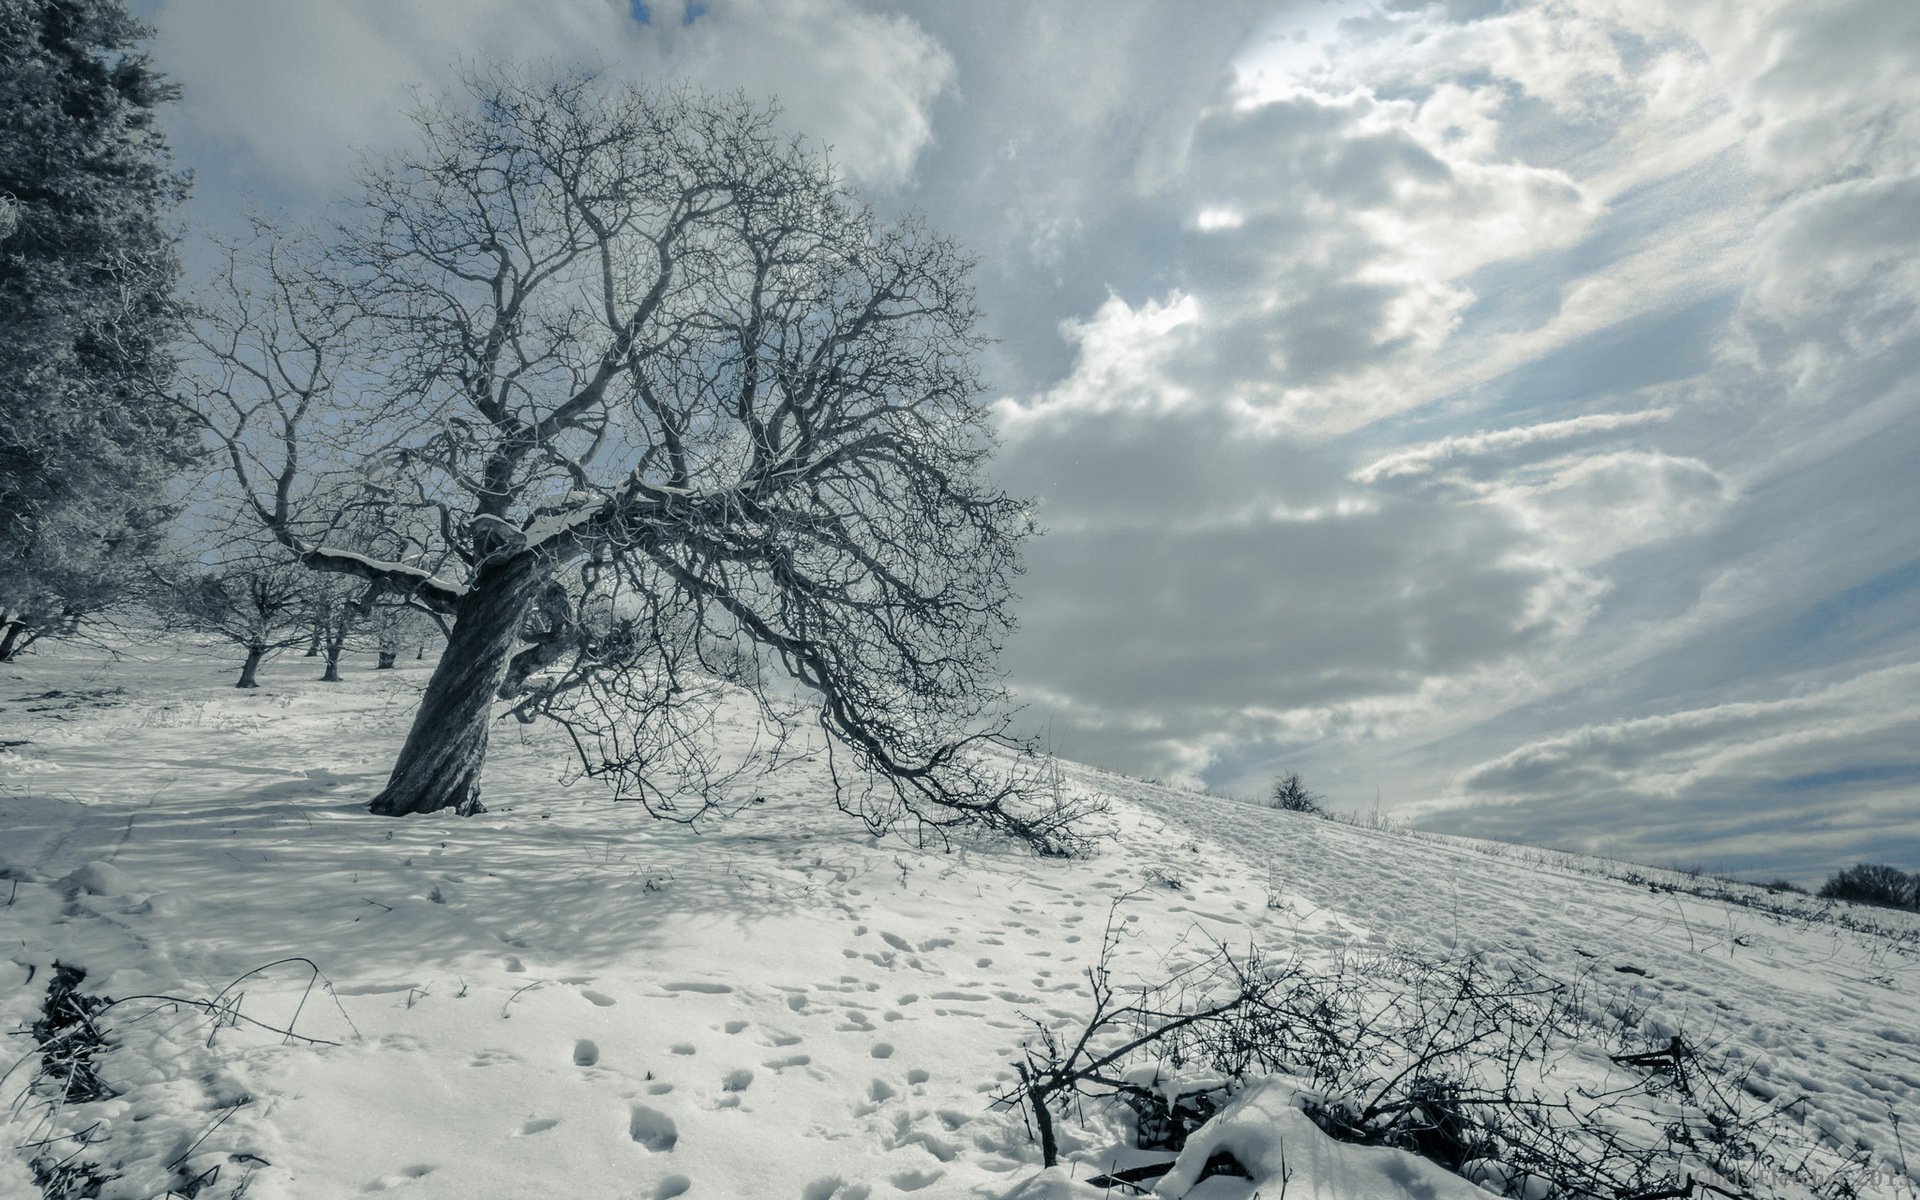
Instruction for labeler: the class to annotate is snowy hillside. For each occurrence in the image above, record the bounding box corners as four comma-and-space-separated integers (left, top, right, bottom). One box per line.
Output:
3, 639, 1916, 1200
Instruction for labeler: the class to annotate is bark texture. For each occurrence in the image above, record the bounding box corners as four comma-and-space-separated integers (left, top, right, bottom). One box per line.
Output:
368, 554, 543, 816
236, 645, 264, 688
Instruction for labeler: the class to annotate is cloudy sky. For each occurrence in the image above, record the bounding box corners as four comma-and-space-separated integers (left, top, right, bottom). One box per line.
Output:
133, 0, 1919, 882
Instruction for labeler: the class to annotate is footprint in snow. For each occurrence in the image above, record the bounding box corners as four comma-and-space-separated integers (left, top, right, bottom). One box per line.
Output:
629, 1104, 679, 1152
654, 1176, 692, 1199
664, 980, 734, 994
890, 1168, 944, 1192
517, 1118, 558, 1136
579, 988, 617, 1007
869, 1042, 893, 1059
360, 1165, 435, 1192
573, 1039, 599, 1067
723, 1068, 754, 1091
469, 1048, 518, 1068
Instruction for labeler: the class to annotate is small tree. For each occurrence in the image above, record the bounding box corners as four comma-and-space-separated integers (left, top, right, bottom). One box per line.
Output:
368, 597, 440, 670
161, 554, 314, 688
1270, 771, 1323, 814
185, 68, 1083, 851
1817, 863, 1915, 910
307, 574, 367, 682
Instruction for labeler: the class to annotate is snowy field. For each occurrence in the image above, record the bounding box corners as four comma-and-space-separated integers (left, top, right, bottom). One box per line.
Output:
3, 639, 1917, 1199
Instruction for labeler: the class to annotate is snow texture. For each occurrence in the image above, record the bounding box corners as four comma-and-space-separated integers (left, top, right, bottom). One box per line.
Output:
1153, 1076, 1488, 1198
1, 635, 1915, 1199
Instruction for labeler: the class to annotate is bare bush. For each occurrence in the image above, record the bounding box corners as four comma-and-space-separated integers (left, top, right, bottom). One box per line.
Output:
1270, 771, 1323, 814
994, 895, 1898, 1198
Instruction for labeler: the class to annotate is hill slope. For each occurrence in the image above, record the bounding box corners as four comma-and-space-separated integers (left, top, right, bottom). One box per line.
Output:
3, 640, 1916, 1199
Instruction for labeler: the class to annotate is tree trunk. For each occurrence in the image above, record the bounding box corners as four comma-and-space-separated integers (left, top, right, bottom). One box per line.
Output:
304, 621, 323, 656
321, 642, 343, 682
376, 649, 397, 670
369, 553, 546, 817
236, 644, 265, 688
0, 620, 24, 662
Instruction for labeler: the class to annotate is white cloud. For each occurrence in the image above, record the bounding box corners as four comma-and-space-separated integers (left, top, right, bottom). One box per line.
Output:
993, 293, 1205, 432
1741, 174, 1920, 367
1164, 84, 1601, 433
1354, 409, 1676, 484
1421, 664, 1920, 874
993, 390, 1589, 779
1362, 422, 1731, 569
1641, 0, 1920, 198
146, 0, 951, 199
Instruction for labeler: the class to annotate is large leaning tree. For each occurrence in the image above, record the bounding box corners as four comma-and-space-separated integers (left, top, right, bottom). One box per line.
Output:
186, 69, 1087, 853
0, 0, 195, 659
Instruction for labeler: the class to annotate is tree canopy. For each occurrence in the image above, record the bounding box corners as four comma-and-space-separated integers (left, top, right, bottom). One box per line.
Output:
187, 68, 1088, 853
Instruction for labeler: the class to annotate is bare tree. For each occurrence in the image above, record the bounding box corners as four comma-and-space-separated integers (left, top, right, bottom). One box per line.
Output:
305, 573, 365, 682
1818, 863, 1916, 909
160, 553, 313, 688
368, 597, 439, 670
1270, 771, 1322, 814
183, 68, 1084, 851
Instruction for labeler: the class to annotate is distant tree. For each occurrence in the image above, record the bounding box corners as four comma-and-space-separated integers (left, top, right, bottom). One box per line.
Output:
306, 574, 369, 682
1270, 772, 1322, 815
1817, 863, 1915, 910
160, 553, 314, 688
0, 0, 195, 658
183, 68, 1083, 852
368, 598, 440, 670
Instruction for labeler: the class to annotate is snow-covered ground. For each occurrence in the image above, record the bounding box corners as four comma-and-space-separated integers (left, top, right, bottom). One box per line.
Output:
3, 639, 1916, 1199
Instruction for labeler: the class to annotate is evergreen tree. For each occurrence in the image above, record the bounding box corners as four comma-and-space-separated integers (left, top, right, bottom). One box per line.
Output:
0, 0, 193, 658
